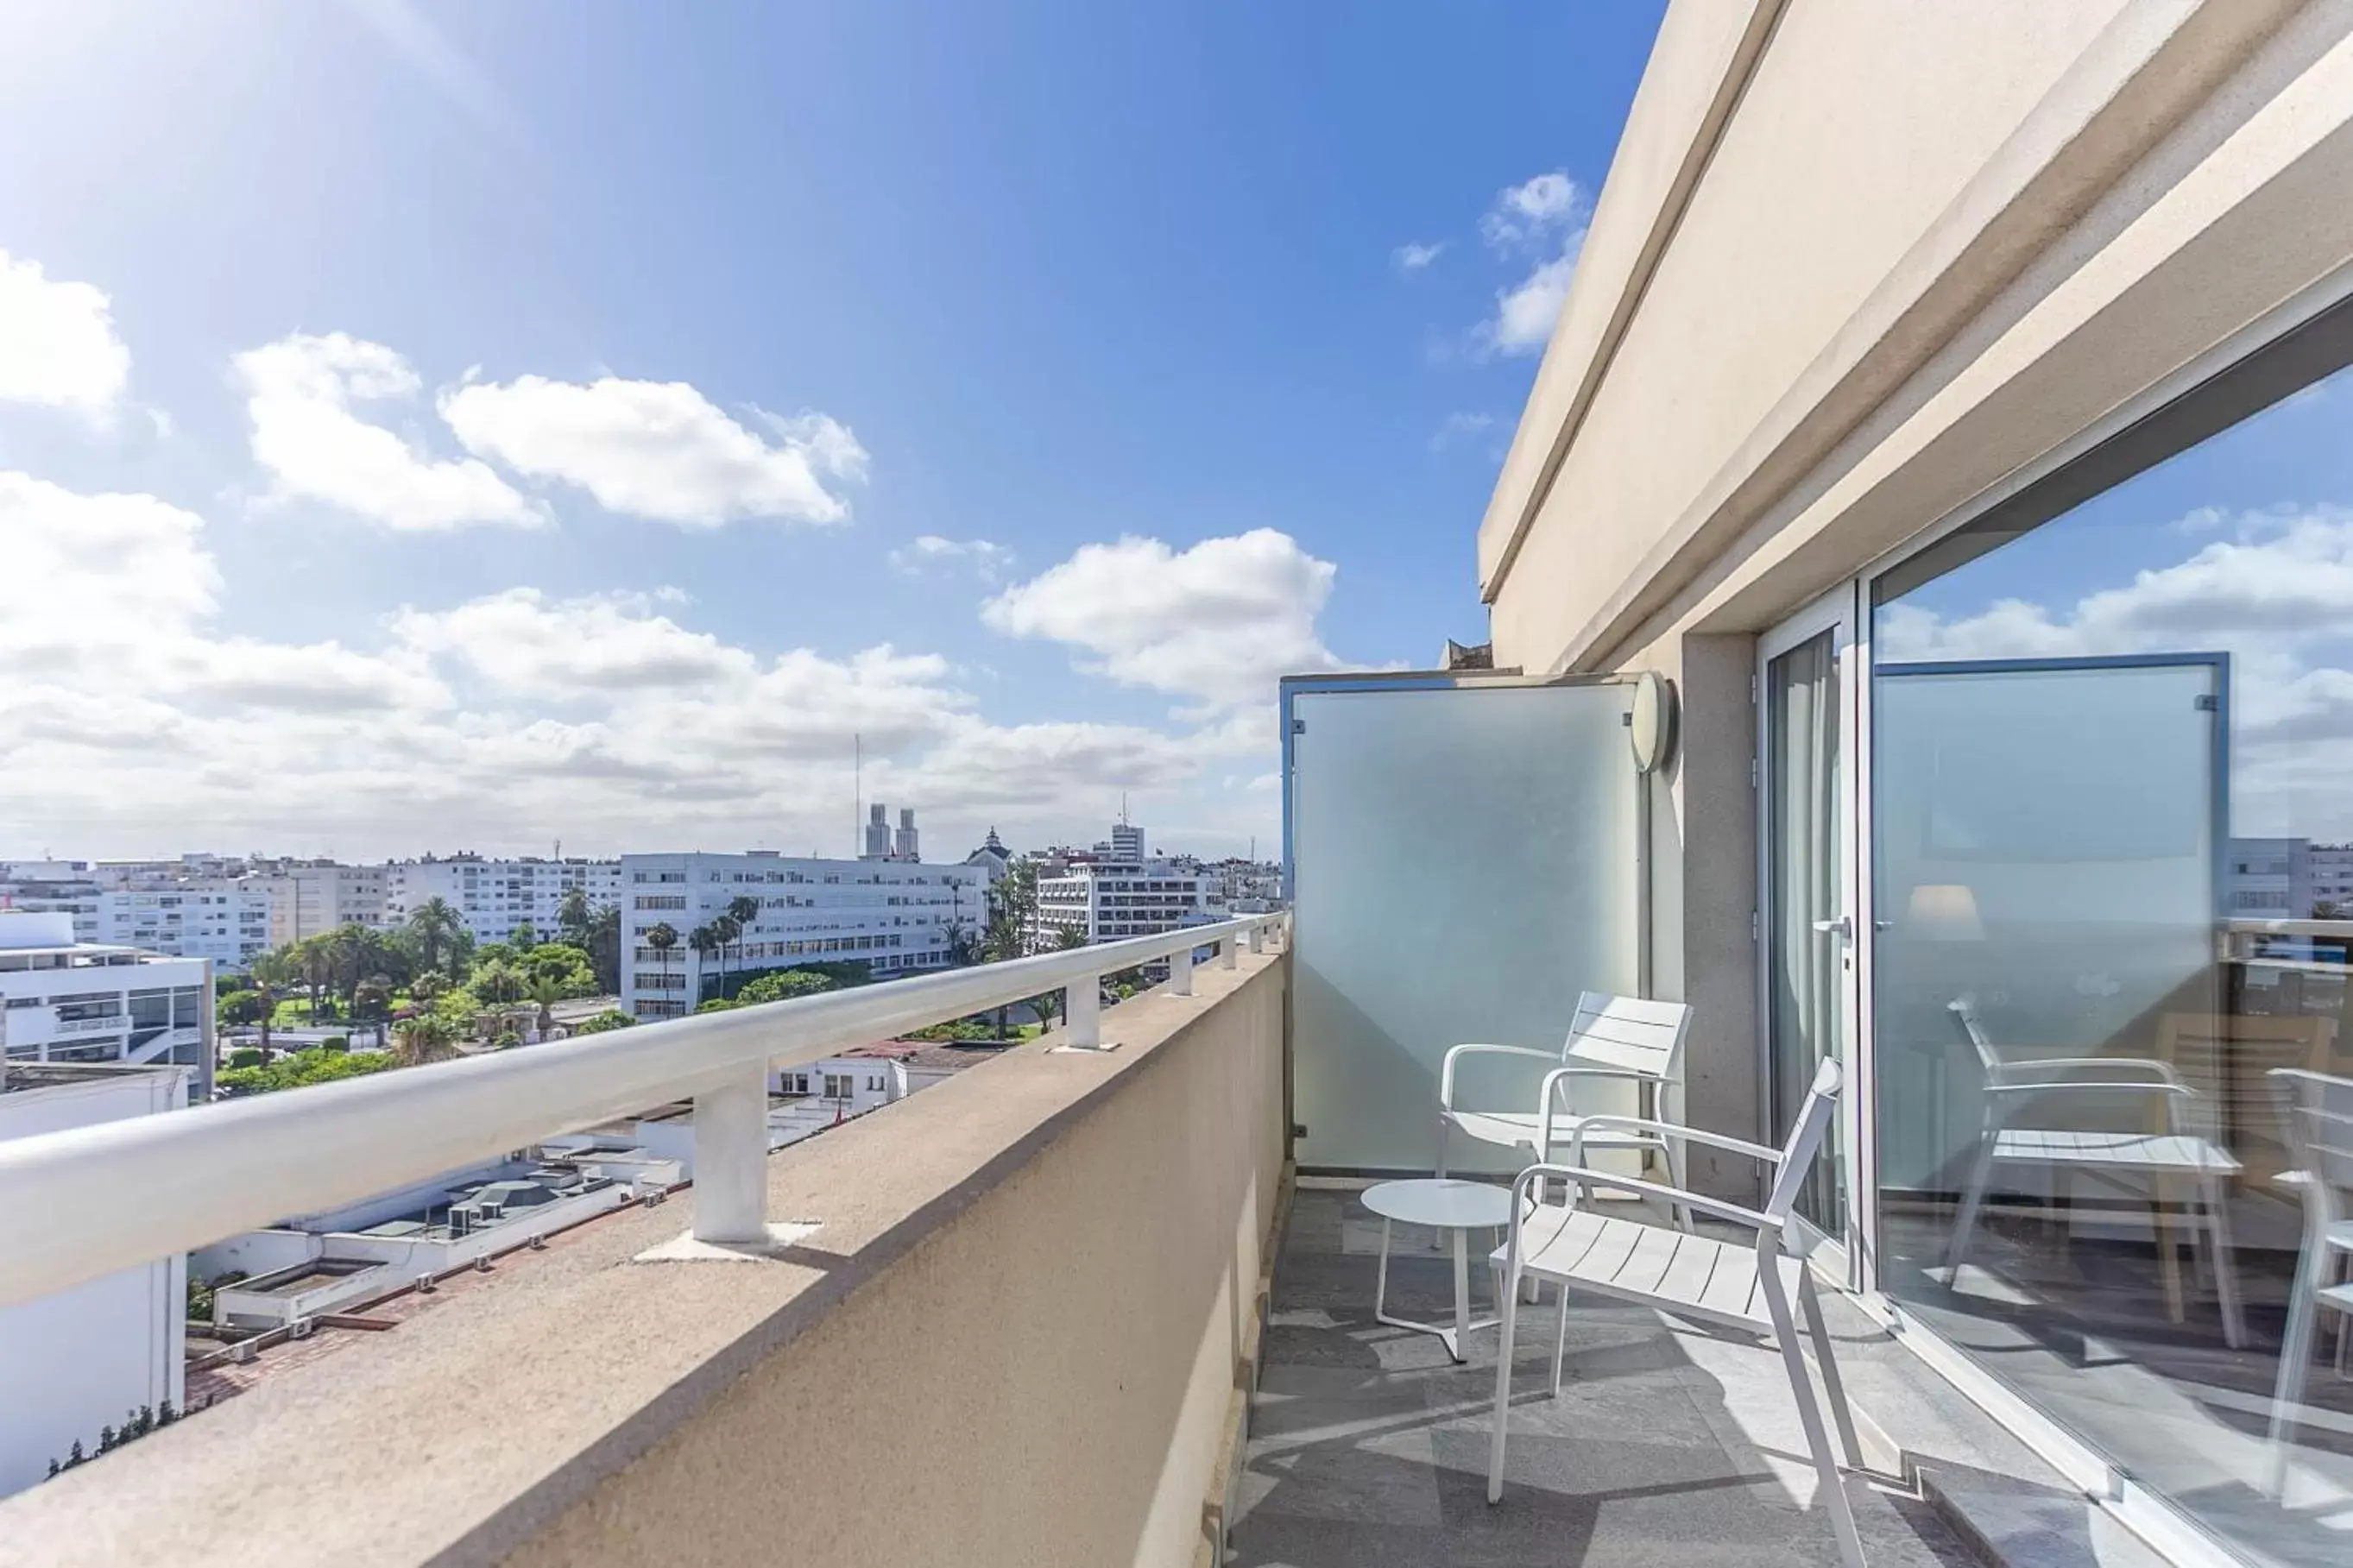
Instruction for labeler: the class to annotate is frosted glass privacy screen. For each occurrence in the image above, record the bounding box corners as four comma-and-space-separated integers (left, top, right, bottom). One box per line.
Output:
1285, 679, 1641, 1172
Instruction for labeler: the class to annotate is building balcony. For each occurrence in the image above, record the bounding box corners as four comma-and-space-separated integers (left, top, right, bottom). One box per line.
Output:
0, 912, 2051, 1568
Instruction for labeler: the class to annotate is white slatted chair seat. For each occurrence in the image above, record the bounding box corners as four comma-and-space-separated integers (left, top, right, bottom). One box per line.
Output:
1438, 992, 1694, 1200
1985, 1130, 2242, 1175
1486, 1059, 1867, 1568
1506, 1204, 1805, 1331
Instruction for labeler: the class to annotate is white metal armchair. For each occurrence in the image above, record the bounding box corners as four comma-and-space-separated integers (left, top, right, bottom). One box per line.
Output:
1438, 992, 1692, 1211
1943, 996, 2246, 1346
1486, 1058, 1864, 1568
2268, 1067, 2353, 1496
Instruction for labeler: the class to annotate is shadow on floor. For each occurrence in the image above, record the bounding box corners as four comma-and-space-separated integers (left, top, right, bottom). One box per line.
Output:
1227, 1181, 1981, 1567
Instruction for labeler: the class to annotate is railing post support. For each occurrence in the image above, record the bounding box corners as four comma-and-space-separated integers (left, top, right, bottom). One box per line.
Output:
1248, 922, 1265, 954
1170, 944, 1194, 997
692, 1061, 771, 1244
1221, 934, 1239, 969
1066, 972, 1101, 1048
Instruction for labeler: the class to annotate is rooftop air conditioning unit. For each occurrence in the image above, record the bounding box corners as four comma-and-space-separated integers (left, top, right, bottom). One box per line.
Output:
289, 1318, 314, 1340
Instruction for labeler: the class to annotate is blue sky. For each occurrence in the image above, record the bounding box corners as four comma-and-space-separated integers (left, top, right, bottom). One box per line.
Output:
0, 0, 1667, 863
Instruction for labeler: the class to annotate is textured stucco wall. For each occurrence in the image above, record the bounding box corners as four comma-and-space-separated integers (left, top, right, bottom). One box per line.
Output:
502, 960, 1290, 1568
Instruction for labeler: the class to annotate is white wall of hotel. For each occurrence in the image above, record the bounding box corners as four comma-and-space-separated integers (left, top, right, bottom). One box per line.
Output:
0, 912, 212, 1098
618, 853, 987, 1020
0, 1063, 189, 1497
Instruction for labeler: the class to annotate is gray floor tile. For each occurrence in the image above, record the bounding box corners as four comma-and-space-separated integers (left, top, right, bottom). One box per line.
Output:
1237, 1188, 1974, 1565
1225, 1513, 1454, 1567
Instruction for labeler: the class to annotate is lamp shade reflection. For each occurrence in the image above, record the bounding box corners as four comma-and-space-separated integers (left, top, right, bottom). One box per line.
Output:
1907, 883, 1984, 942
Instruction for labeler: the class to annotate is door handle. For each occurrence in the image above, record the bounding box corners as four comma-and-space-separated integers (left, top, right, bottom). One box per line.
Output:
1811, 916, 1853, 941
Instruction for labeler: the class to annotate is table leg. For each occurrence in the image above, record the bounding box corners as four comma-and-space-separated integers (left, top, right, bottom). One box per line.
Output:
1452, 1227, 1471, 1363
1376, 1218, 1391, 1321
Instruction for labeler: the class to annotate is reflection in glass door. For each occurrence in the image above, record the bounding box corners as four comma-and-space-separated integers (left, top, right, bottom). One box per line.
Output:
1763, 619, 1852, 1238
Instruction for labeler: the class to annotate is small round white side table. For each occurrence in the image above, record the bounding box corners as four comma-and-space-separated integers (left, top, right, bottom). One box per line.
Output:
1361, 1178, 1516, 1362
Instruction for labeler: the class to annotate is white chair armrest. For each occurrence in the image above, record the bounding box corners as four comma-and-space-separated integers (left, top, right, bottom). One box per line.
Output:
1506, 1162, 1776, 1233
1563, 1112, 1782, 1167
1440, 1042, 1558, 1109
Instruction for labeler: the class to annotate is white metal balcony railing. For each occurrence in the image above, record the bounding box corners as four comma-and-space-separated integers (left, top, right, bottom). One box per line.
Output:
0, 914, 1284, 1313
50, 1014, 129, 1036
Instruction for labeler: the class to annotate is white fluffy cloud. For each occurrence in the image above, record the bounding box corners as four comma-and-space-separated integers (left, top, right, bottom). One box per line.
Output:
1478, 172, 1589, 356
0, 473, 218, 656
981, 529, 1346, 710
391, 589, 758, 700
1877, 509, 2353, 664
0, 470, 1251, 856
889, 534, 1012, 582
233, 333, 543, 530
0, 249, 131, 416
1429, 410, 1494, 451
438, 375, 866, 526
1392, 241, 1445, 274
1480, 172, 1580, 250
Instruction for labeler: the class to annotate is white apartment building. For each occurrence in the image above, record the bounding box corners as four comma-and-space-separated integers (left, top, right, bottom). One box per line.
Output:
1031, 823, 1215, 948
0, 1058, 191, 1497
384, 857, 622, 946
255, 861, 387, 947
0, 912, 214, 1097
0, 863, 272, 970
618, 852, 986, 1020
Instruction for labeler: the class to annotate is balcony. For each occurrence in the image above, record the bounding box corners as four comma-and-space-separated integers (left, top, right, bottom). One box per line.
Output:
0, 908, 2074, 1568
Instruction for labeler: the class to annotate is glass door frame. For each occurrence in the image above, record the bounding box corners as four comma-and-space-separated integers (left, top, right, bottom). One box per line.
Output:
1756, 582, 1871, 1288
1825, 266, 2353, 1568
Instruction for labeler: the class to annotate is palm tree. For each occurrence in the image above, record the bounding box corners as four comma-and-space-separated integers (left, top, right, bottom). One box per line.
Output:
406, 897, 464, 978
587, 904, 621, 995
687, 925, 722, 1004
645, 922, 678, 1009
527, 973, 565, 1041
390, 1014, 457, 1067
558, 885, 594, 948
249, 948, 298, 1055
294, 938, 334, 1021
331, 923, 393, 1015
726, 895, 760, 981
712, 915, 741, 998
411, 970, 445, 1004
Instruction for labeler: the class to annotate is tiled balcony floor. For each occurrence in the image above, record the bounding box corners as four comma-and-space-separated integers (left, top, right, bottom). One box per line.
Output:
1229, 1181, 1983, 1567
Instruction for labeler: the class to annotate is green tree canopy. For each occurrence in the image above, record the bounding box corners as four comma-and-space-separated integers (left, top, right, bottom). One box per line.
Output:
218, 1049, 400, 1095
735, 968, 838, 1006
